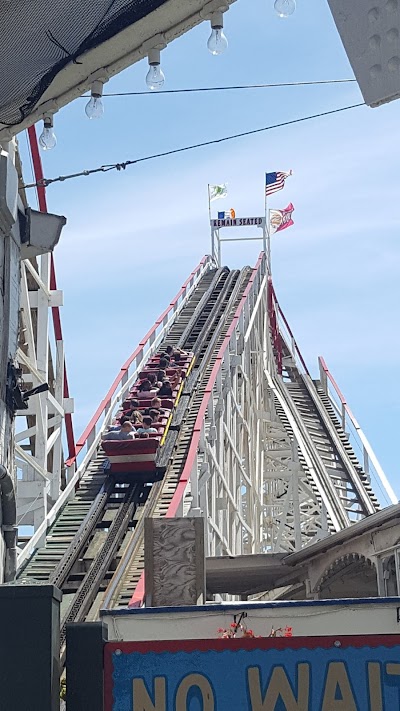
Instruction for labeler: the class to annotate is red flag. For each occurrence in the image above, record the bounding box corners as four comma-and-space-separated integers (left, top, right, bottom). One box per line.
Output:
269, 203, 295, 234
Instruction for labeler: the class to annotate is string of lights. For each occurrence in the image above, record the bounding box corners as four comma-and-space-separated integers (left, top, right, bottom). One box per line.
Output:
275, 0, 296, 17
26, 101, 365, 189
77, 79, 357, 98
34, 0, 357, 151
38, 77, 359, 147
39, 76, 356, 145
38, 9, 232, 146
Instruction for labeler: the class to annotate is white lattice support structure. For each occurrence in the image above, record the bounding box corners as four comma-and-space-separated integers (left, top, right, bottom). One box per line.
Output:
15, 253, 73, 531
17, 256, 214, 566
186, 254, 326, 558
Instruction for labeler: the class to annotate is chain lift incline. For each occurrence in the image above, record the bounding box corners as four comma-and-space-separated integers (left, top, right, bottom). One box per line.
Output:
16, 209, 397, 624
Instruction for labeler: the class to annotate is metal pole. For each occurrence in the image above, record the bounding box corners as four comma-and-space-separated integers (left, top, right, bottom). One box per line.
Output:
208, 185, 216, 264
211, 227, 215, 265
264, 174, 272, 275
266, 214, 271, 273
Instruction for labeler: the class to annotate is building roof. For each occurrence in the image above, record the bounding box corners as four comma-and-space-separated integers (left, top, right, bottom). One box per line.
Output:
285, 502, 400, 566
201, 504, 400, 596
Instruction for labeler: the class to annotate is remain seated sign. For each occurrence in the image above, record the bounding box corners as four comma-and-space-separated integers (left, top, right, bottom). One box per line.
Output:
104, 635, 400, 710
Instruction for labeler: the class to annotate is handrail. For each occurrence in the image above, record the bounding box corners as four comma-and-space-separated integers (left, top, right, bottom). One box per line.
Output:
301, 371, 376, 519
267, 277, 282, 375
17, 256, 213, 569
319, 355, 369, 443
66, 255, 213, 468
268, 279, 310, 377
129, 253, 265, 607
319, 356, 355, 420
167, 254, 264, 517
318, 357, 397, 507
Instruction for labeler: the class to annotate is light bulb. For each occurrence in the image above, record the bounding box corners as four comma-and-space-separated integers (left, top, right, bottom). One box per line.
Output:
85, 95, 104, 119
274, 0, 296, 17
146, 64, 165, 91
207, 27, 228, 55
39, 118, 56, 151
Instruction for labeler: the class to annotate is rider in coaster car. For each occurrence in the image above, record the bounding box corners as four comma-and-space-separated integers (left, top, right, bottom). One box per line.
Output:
158, 380, 173, 398
130, 410, 143, 425
145, 396, 168, 417
148, 408, 161, 423
102, 421, 136, 440
109, 415, 130, 431
135, 416, 158, 435
137, 379, 158, 399
165, 345, 188, 359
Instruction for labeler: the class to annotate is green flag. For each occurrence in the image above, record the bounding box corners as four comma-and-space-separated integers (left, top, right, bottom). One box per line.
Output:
209, 184, 228, 202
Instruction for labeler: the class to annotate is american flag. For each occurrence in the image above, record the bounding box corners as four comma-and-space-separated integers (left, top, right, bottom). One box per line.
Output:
265, 171, 292, 196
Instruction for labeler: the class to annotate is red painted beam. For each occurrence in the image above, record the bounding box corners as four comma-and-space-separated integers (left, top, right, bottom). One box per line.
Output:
65, 256, 210, 468
27, 125, 75, 460
129, 253, 265, 608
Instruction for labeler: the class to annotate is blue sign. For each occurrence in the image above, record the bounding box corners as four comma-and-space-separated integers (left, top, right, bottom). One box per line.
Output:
105, 636, 400, 710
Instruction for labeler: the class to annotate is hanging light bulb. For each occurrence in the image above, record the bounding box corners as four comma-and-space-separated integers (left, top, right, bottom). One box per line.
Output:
274, 0, 296, 17
207, 12, 228, 55
146, 65, 165, 91
146, 48, 165, 91
85, 80, 104, 119
39, 115, 56, 151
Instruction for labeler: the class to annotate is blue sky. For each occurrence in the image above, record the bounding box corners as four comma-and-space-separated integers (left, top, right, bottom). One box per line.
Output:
19, 0, 400, 495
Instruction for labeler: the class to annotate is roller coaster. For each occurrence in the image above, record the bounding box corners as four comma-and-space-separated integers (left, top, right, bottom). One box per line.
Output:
1, 4, 400, 707
16, 249, 397, 663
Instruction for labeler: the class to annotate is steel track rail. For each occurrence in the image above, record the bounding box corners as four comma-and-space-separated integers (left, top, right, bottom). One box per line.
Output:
301, 374, 379, 515
19, 267, 250, 636
17, 270, 217, 584
191, 271, 240, 358
272, 396, 336, 536
102, 267, 252, 609
59, 268, 239, 622
48, 481, 113, 588
17, 456, 108, 581
177, 268, 228, 349
273, 372, 350, 531
272, 338, 379, 532
59, 482, 142, 662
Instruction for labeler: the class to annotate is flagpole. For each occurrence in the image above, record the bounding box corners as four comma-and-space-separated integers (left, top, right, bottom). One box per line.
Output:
208, 184, 213, 261
264, 173, 272, 276
267, 210, 272, 274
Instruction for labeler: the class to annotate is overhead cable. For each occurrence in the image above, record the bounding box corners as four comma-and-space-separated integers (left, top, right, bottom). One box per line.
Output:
78, 78, 357, 98
23, 101, 365, 190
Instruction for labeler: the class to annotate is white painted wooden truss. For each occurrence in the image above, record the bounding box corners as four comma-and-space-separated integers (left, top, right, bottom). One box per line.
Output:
15, 253, 73, 531
17, 256, 213, 564
186, 254, 327, 558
